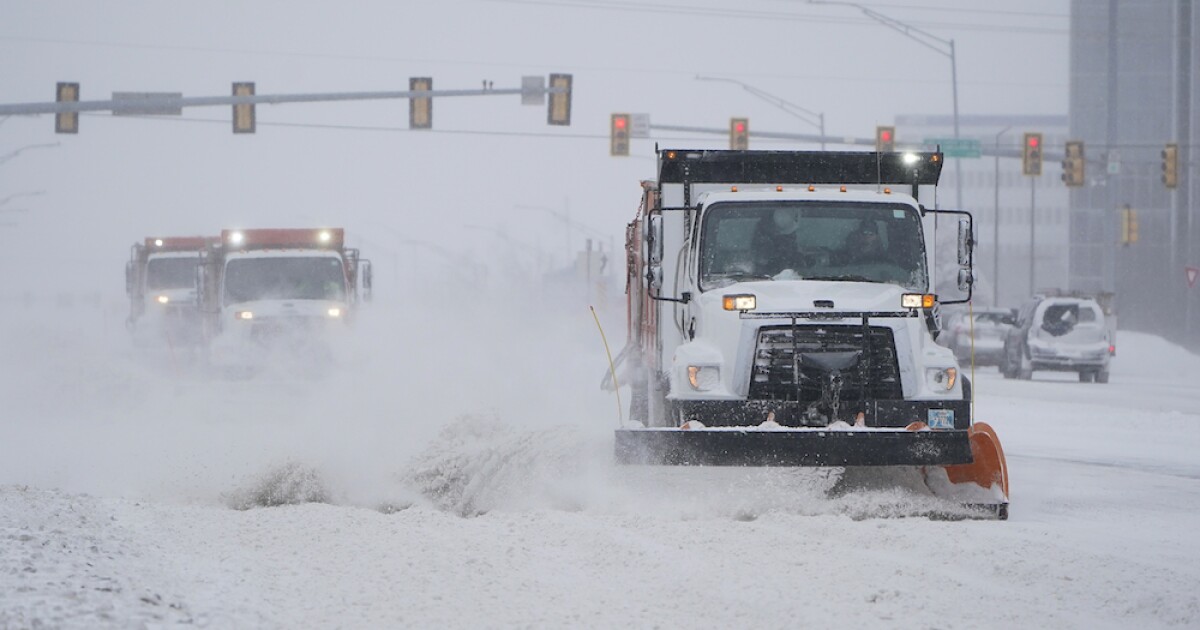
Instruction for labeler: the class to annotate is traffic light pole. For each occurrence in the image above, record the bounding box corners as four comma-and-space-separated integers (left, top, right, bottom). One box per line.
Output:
1029, 176, 1037, 296
994, 125, 1011, 306
0, 78, 571, 136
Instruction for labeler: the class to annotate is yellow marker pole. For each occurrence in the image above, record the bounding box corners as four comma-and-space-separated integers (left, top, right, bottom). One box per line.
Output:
590, 305, 623, 425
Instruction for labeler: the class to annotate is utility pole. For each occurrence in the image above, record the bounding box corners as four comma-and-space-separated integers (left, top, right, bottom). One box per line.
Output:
994, 126, 1011, 306
1175, 0, 1194, 346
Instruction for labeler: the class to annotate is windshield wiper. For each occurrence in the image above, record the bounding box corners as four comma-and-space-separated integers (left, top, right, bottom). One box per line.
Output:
708, 272, 774, 282
803, 275, 881, 283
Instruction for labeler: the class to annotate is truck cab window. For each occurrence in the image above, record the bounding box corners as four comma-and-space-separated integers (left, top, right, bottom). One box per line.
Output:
699, 201, 928, 292
224, 257, 346, 304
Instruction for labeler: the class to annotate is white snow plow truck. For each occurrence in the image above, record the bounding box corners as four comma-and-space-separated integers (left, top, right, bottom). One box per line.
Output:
609, 149, 1009, 518
197, 228, 372, 368
126, 236, 216, 347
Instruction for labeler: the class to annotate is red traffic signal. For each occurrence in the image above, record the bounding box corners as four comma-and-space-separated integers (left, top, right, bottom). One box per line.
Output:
1022, 132, 1043, 176
730, 117, 749, 150
875, 125, 895, 152
611, 113, 631, 156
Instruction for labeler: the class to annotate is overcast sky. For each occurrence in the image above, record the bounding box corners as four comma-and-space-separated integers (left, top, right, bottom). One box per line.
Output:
0, 0, 1069, 296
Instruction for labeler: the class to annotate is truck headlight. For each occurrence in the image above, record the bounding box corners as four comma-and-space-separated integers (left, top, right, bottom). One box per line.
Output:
327, 307, 342, 318
156, 295, 170, 304
926, 367, 957, 391
235, 310, 254, 320
687, 366, 720, 391
902, 293, 935, 309
722, 294, 756, 311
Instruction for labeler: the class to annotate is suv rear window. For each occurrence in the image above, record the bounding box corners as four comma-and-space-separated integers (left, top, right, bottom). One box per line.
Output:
1040, 301, 1100, 336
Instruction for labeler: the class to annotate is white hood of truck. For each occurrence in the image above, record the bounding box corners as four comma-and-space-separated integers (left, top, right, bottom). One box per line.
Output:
703, 279, 909, 313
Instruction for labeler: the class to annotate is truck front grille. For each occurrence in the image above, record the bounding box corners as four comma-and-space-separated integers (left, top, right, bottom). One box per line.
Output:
749, 324, 903, 402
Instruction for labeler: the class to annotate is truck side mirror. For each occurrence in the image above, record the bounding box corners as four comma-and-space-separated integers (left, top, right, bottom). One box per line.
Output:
195, 263, 206, 306
957, 218, 972, 266
648, 264, 663, 291
361, 260, 373, 302
957, 268, 974, 292
648, 214, 663, 265
125, 261, 134, 296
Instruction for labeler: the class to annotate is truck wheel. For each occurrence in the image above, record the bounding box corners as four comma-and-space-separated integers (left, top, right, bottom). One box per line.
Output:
1017, 351, 1033, 380
1095, 370, 1110, 384
646, 375, 670, 427
628, 380, 648, 425
1078, 371, 1094, 383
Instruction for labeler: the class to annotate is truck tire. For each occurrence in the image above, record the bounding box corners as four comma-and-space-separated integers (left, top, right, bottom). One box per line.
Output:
1017, 349, 1033, 380
629, 380, 649, 425
1078, 371, 1094, 383
1095, 370, 1110, 384
646, 375, 670, 427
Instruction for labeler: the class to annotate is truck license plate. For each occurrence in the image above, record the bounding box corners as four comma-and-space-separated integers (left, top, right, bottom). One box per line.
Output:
927, 409, 954, 429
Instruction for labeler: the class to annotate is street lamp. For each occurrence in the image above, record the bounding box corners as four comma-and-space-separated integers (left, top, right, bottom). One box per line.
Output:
809, 1, 962, 209
695, 76, 827, 149
0, 142, 60, 166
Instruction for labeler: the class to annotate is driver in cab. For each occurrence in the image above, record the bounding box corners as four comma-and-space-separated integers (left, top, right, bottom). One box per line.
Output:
752, 208, 817, 277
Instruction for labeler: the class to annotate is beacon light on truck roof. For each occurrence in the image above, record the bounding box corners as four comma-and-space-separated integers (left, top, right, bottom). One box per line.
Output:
144, 236, 215, 251
221, 228, 345, 250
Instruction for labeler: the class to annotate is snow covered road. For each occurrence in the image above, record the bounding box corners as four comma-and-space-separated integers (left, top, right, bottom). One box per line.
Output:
3, 303, 1200, 628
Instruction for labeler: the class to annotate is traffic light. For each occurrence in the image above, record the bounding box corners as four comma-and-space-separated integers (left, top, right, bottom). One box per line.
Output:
410, 77, 432, 130
1120, 205, 1139, 245
547, 73, 572, 126
55, 82, 79, 134
610, 113, 630, 156
875, 125, 895, 152
1022, 132, 1043, 176
1061, 140, 1085, 187
1162, 143, 1179, 188
730, 118, 749, 150
232, 82, 255, 134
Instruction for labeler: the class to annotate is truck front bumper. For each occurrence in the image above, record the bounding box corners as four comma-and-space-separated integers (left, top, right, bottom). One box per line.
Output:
668, 398, 971, 430
614, 427, 973, 467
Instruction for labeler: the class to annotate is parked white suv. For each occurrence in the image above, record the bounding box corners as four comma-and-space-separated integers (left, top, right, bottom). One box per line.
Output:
1001, 295, 1113, 383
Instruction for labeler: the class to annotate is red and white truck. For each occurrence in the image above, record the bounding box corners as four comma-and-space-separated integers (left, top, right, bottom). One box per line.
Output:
197, 228, 371, 368
125, 236, 216, 347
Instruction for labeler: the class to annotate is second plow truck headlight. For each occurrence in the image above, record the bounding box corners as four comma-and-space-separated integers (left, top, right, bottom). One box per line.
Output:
926, 367, 958, 392
687, 366, 720, 391
609, 148, 1010, 519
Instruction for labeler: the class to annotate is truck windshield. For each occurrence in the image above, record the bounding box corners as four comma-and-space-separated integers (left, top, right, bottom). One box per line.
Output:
224, 257, 346, 304
699, 201, 928, 291
146, 256, 199, 291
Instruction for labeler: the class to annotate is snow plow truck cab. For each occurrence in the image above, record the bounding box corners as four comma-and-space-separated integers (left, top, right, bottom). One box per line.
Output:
607, 149, 1009, 518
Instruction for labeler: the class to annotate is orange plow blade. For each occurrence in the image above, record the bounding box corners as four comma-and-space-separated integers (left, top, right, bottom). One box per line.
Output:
944, 422, 1009, 500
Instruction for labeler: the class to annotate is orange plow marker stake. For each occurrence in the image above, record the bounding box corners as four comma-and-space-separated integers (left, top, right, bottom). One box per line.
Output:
945, 422, 1009, 499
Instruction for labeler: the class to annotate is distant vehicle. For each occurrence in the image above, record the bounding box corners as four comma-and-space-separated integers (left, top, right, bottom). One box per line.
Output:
1001, 294, 1113, 383
197, 228, 371, 370
125, 236, 216, 347
943, 307, 1017, 367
